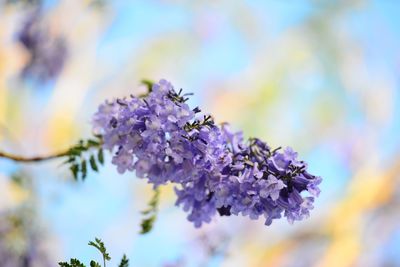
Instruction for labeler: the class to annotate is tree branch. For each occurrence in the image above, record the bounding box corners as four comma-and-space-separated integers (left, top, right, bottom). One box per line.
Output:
0, 150, 70, 162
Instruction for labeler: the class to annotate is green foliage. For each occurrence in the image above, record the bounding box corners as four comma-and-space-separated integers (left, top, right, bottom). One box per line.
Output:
98, 148, 104, 165
118, 255, 129, 267
88, 238, 111, 263
59, 238, 129, 267
90, 155, 99, 172
140, 216, 156, 234
140, 188, 160, 234
90, 260, 102, 267
82, 160, 87, 179
59, 258, 86, 267
64, 136, 105, 181
140, 79, 154, 93
69, 164, 79, 180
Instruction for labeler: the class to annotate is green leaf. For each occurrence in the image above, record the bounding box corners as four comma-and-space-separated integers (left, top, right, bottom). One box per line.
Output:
89, 155, 99, 172
141, 79, 154, 92
68, 149, 82, 157
90, 261, 101, 267
140, 188, 160, 234
70, 259, 86, 267
62, 156, 76, 165
97, 149, 104, 165
58, 238, 131, 267
63, 136, 106, 182
140, 215, 156, 234
118, 254, 129, 267
141, 209, 152, 215
88, 238, 111, 261
81, 160, 87, 180
70, 164, 79, 180
149, 189, 159, 207
87, 139, 100, 147
68, 145, 87, 156
59, 258, 86, 267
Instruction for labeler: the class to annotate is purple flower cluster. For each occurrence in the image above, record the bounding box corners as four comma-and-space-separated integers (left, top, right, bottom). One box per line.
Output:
17, 9, 67, 83
92, 79, 322, 227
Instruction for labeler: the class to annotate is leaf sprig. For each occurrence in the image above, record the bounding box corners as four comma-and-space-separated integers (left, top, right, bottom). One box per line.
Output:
140, 188, 160, 234
140, 79, 154, 92
59, 238, 129, 267
64, 136, 104, 180
118, 255, 129, 267
88, 238, 111, 267
59, 258, 86, 267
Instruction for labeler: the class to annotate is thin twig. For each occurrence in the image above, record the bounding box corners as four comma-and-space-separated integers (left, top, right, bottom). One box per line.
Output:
0, 150, 69, 162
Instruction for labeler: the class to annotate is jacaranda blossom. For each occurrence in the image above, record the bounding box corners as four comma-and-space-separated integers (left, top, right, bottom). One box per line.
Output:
92, 79, 322, 227
17, 9, 67, 82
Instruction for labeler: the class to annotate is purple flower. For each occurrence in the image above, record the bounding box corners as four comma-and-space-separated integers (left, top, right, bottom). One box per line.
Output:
17, 9, 67, 83
213, 136, 322, 225
92, 79, 322, 227
259, 176, 286, 201
112, 149, 134, 174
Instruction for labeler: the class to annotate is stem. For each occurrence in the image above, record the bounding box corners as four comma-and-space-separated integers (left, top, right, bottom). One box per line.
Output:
0, 150, 69, 162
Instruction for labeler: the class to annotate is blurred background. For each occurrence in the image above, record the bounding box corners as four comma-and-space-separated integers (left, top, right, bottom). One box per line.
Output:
0, 0, 400, 266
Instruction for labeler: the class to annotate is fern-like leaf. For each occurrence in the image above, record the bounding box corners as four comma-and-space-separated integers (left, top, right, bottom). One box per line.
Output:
90, 260, 101, 267
59, 258, 86, 267
118, 254, 129, 267
140, 188, 160, 234
88, 237, 111, 267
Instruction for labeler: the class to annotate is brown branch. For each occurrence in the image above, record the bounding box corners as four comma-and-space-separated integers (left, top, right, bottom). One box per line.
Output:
0, 150, 69, 163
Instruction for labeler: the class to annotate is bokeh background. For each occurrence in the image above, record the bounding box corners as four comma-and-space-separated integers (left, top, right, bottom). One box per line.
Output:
1, 0, 400, 266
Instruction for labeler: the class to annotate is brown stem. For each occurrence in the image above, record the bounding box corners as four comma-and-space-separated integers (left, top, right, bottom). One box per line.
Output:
0, 150, 69, 163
